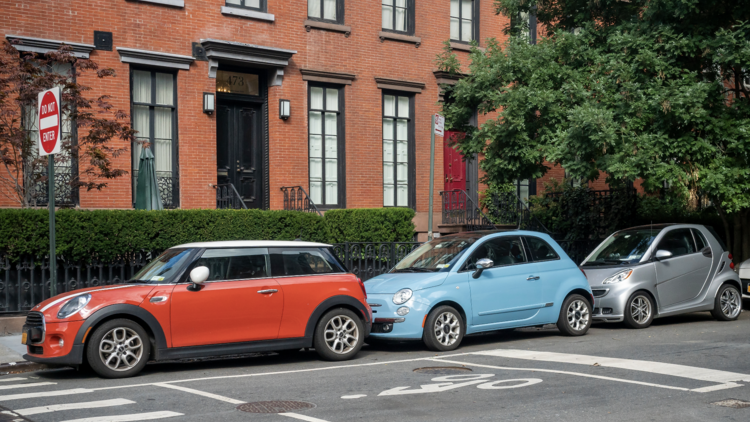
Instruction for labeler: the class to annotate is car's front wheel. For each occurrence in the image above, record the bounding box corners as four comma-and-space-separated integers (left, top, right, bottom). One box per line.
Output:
623, 292, 655, 329
313, 308, 364, 361
423, 305, 465, 351
711, 284, 742, 321
557, 294, 592, 336
86, 318, 150, 379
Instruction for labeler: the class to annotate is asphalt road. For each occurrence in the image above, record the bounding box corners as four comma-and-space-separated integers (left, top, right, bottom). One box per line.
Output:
2, 300, 750, 422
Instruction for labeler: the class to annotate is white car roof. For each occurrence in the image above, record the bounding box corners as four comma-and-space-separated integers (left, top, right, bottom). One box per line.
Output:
173, 240, 332, 249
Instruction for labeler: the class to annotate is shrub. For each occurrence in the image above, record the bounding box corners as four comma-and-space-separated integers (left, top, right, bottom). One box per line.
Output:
324, 208, 416, 243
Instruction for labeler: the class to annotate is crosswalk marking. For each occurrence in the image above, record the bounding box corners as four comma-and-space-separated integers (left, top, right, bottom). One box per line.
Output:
0, 388, 93, 401
0, 377, 26, 382
280, 413, 332, 422
59, 411, 184, 422
0, 382, 56, 391
5, 399, 136, 416
154, 383, 244, 404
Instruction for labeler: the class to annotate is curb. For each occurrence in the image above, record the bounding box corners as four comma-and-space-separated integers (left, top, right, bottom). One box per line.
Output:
0, 361, 66, 375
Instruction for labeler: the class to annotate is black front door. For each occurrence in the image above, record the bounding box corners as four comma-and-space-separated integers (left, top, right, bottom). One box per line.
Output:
217, 102, 264, 209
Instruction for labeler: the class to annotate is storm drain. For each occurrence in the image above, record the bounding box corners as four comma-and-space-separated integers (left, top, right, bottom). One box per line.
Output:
711, 399, 750, 409
237, 401, 316, 413
413, 366, 472, 375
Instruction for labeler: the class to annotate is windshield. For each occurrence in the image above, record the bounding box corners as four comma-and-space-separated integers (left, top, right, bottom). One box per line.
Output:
130, 248, 195, 283
392, 237, 478, 272
582, 229, 659, 267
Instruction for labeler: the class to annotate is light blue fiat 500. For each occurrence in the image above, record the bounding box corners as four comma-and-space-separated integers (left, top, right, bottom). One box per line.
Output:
365, 231, 594, 351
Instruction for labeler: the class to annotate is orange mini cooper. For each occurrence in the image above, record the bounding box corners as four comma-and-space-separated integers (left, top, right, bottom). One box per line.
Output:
22, 241, 371, 378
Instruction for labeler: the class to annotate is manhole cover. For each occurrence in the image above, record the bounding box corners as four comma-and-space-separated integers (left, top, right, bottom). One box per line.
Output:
237, 401, 316, 413
413, 366, 472, 375
712, 399, 750, 409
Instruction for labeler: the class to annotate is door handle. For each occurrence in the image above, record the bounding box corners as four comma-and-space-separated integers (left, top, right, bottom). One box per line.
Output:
257, 289, 278, 294
526, 276, 540, 281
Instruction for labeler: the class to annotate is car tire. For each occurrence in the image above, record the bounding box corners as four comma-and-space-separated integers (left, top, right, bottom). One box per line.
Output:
313, 308, 364, 361
557, 294, 592, 336
711, 284, 742, 321
623, 292, 655, 329
86, 318, 150, 379
422, 305, 465, 352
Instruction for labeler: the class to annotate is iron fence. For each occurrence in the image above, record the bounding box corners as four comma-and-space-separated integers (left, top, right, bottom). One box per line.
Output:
440, 189, 495, 231
332, 242, 422, 282
280, 186, 321, 216
214, 183, 247, 209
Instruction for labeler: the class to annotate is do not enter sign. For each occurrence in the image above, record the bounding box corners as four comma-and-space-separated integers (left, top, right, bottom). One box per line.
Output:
38, 87, 61, 156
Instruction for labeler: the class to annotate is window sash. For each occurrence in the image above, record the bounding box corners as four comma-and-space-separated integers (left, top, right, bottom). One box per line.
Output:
382, 0, 410, 33
309, 85, 343, 207
225, 0, 265, 11
450, 0, 475, 42
308, 0, 341, 22
383, 94, 412, 208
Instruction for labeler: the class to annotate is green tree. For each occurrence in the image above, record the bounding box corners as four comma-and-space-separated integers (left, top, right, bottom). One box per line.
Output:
440, 0, 750, 261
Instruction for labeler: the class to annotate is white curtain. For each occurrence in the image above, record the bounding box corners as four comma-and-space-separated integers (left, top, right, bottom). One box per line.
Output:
382, 0, 393, 29
308, 0, 321, 18
154, 107, 172, 173
395, 0, 406, 31
133, 71, 151, 103
323, 0, 336, 20
132, 105, 150, 172
155, 73, 173, 106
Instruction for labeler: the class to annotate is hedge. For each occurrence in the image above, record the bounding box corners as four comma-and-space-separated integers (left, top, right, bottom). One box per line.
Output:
0, 208, 415, 262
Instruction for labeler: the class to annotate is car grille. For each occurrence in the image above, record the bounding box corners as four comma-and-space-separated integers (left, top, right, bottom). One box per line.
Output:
592, 289, 608, 298
25, 311, 44, 326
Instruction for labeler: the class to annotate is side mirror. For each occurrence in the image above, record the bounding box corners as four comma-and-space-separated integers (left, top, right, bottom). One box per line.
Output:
188, 266, 209, 291
472, 258, 494, 279
655, 250, 673, 261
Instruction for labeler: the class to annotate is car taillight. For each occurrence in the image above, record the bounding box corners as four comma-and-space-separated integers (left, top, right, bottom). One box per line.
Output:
357, 278, 367, 299
729, 253, 733, 260
730, 262, 735, 270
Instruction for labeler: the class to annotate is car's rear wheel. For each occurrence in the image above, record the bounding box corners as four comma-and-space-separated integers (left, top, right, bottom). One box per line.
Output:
557, 294, 592, 336
623, 292, 655, 329
313, 308, 364, 361
422, 305, 465, 351
711, 284, 742, 321
86, 319, 150, 379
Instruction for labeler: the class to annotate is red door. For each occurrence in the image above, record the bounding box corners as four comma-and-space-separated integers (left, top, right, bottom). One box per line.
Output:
444, 131, 466, 192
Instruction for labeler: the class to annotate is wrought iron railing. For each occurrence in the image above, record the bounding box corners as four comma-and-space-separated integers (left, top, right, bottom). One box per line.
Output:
132, 173, 179, 209
332, 242, 423, 281
281, 186, 321, 216
440, 189, 495, 231
486, 191, 551, 233
214, 183, 247, 209
29, 168, 75, 207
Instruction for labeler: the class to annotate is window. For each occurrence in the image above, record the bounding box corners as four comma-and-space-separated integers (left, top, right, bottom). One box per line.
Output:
382, 93, 413, 207
308, 0, 342, 23
525, 237, 560, 261
515, 10, 537, 44
450, 0, 477, 42
656, 229, 696, 258
225, 0, 266, 11
195, 248, 270, 281
270, 248, 346, 276
692, 229, 709, 251
465, 236, 527, 270
515, 179, 536, 202
309, 85, 344, 207
131, 69, 179, 208
382, 0, 414, 34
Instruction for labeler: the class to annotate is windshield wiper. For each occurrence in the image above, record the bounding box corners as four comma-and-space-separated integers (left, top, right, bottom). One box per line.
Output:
124, 279, 148, 284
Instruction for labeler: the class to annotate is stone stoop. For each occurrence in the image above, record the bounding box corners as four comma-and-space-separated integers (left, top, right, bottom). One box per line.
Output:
0, 316, 26, 335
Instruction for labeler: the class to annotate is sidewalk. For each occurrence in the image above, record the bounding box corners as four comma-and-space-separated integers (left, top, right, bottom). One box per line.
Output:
0, 335, 26, 364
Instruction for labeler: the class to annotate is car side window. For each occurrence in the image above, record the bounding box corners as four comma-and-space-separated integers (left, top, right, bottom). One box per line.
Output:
524, 236, 560, 261
195, 248, 270, 281
465, 236, 527, 270
692, 229, 709, 251
270, 248, 346, 277
656, 229, 696, 258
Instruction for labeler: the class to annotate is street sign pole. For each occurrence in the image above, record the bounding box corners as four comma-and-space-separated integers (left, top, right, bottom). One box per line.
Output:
38, 86, 61, 298
48, 154, 56, 297
427, 116, 436, 242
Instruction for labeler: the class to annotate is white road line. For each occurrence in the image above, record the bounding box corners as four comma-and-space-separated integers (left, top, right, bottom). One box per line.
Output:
691, 383, 743, 393
59, 411, 183, 422
6, 399, 135, 416
429, 358, 691, 392
0, 388, 93, 402
279, 413, 332, 422
341, 394, 366, 399
0, 377, 26, 382
154, 383, 244, 404
472, 349, 750, 383
0, 382, 56, 390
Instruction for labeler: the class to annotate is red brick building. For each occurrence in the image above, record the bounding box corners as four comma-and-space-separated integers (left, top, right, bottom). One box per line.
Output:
2, 0, 560, 240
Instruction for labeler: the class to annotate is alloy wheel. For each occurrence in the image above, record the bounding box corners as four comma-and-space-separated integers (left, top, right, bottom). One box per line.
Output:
630, 295, 652, 324
567, 300, 590, 331
98, 327, 144, 372
434, 311, 461, 346
324, 315, 359, 355
720, 288, 741, 319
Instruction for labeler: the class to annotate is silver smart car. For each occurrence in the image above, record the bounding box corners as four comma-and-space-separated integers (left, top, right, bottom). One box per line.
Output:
580, 224, 742, 328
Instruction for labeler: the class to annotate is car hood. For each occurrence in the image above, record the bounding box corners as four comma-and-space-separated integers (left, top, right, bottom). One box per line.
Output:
364, 272, 449, 294
740, 258, 750, 279
580, 266, 633, 286
30, 284, 156, 322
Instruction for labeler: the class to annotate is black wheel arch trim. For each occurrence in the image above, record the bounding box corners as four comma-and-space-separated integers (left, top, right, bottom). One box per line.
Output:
304, 295, 371, 339
74, 304, 167, 359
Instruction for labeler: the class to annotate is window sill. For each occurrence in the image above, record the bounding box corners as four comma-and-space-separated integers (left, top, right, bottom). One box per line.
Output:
221, 6, 275, 22
449, 41, 485, 52
130, 0, 184, 7
378, 31, 421, 48
304, 19, 351, 37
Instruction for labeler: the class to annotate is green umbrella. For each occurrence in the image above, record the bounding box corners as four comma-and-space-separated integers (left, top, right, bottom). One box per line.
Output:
134, 147, 164, 210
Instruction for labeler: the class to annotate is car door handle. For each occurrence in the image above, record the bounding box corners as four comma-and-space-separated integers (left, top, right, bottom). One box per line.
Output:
257, 289, 278, 294
527, 276, 540, 280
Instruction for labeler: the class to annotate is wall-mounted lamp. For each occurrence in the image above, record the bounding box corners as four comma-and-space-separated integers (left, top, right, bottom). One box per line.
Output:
279, 99, 290, 120
203, 92, 215, 115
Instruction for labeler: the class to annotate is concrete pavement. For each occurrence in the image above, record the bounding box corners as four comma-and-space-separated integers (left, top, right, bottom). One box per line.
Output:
0, 335, 24, 364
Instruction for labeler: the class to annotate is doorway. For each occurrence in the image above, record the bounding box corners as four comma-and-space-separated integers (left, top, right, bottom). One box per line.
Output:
217, 101, 264, 209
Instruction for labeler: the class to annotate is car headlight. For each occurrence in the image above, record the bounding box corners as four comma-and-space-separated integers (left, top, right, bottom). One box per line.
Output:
602, 269, 633, 284
392, 288, 413, 305
57, 294, 91, 319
